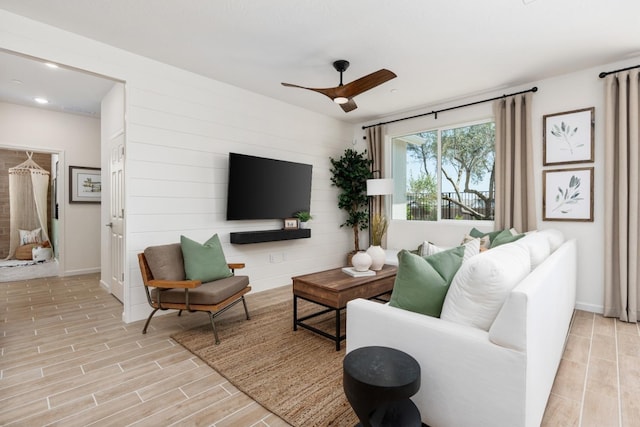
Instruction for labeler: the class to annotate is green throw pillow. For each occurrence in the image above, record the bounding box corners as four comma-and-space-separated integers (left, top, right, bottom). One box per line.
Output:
469, 227, 504, 243
180, 234, 233, 282
490, 229, 525, 248
389, 246, 465, 318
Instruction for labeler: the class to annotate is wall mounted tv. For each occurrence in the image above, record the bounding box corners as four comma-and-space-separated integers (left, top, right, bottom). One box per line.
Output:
226, 153, 312, 220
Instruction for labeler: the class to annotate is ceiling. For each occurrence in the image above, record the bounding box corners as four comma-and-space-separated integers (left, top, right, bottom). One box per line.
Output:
1, 0, 639, 122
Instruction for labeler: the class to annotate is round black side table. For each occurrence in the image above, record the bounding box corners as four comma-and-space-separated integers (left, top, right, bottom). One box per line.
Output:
343, 346, 424, 427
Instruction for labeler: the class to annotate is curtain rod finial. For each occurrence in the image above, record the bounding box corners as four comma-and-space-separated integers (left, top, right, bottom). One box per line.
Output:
532, 86, 538, 92
599, 72, 607, 78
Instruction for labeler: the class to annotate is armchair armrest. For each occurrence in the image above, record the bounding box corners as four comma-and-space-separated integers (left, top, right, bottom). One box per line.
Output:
228, 263, 245, 272
147, 279, 201, 289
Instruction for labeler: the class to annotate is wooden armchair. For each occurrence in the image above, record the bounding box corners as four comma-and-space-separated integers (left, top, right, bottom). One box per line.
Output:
138, 243, 251, 344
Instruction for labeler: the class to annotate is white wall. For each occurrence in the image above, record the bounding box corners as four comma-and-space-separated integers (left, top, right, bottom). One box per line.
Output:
0, 10, 354, 322
0, 101, 101, 275
358, 56, 640, 314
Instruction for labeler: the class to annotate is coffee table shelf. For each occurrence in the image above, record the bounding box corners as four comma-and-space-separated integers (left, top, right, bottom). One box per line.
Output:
292, 264, 397, 351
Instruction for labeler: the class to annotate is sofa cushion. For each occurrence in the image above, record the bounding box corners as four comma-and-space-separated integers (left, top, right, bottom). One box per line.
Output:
151, 275, 249, 305
514, 232, 551, 270
421, 238, 481, 262
389, 246, 465, 318
144, 243, 186, 281
441, 242, 531, 331
181, 234, 232, 282
462, 233, 491, 250
469, 227, 504, 243
490, 229, 525, 248
538, 229, 565, 252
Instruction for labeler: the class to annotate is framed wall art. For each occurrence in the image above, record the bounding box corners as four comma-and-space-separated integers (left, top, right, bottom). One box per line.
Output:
69, 166, 102, 203
543, 167, 593, 222
543, 107, 594, 165
284, 218, 299, 230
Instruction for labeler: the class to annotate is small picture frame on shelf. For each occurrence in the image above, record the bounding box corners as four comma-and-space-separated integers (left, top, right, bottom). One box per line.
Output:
284, 218, 299, 230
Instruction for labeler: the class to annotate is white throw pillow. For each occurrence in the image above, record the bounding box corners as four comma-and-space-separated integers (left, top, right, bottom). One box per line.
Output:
538, 229, 565, 252
514, 232, 551, 270
19, 228, 42, 245
421, 238, 480, 263
461, 234, 490, 250
441, 242, 531, 331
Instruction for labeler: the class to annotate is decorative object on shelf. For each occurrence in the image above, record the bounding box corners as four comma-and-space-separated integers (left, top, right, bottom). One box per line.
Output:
283, 218, 299, 230
329, 149, 373, 257
543, 107, 595, 165
366, 245, 386, 271
295, 211, 313, 229
543, 167, 594, 222
351, 251, 372, 272
69, 165, 101, 203
341, 267, 376, 277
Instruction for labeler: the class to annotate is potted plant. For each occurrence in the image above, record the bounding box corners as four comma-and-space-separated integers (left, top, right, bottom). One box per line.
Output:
329, 148, 373, 256
295, 211, 313, 229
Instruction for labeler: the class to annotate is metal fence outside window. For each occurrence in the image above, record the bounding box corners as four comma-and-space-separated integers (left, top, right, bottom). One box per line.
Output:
406, 191, 494, 221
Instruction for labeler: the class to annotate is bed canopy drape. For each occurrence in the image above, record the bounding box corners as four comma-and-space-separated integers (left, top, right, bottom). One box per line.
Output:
6, 152, 51, 260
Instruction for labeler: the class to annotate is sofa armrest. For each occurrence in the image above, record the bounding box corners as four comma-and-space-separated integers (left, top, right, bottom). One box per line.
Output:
346, 299, 526, 427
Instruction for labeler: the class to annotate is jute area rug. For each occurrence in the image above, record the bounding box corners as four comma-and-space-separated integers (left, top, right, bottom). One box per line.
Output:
171, 299, 358, 427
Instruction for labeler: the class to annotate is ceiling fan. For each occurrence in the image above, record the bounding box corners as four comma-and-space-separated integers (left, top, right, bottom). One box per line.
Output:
281, 60, 397, 113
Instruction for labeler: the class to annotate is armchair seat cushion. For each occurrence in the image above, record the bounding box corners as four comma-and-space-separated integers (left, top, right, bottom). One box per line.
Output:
151, 275, 250, 305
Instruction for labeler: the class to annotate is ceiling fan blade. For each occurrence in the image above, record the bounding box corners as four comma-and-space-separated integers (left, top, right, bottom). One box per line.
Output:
339, 69, 397, 99
340, 99, 358, 113
281, 82, 338, 99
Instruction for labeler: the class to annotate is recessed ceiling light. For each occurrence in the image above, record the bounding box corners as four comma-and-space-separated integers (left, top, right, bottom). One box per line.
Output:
11, 79, 23, 85
45, 62, 59, 69
34, 97, 49, 104
390, 89, 398, 93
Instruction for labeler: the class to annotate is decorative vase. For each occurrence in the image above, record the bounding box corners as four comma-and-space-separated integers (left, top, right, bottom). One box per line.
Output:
366, 245, 386, 271
351, 251, 372, 272
299, 221, 309, 229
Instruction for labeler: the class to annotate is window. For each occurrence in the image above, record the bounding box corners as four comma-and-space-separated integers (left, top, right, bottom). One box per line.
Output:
391, 120, 495, 221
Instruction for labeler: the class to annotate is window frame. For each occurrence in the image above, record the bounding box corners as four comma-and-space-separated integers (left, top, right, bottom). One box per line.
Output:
390, 117, 496, 223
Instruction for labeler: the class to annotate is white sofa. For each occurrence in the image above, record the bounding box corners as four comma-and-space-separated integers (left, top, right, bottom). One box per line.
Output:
346, 231, 577, 427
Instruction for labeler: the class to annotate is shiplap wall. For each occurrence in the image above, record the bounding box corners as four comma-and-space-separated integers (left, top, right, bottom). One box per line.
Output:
1, 10, 355, 322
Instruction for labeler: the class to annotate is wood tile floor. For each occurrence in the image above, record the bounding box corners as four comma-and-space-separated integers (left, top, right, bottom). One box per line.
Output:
1, 273, 639, 426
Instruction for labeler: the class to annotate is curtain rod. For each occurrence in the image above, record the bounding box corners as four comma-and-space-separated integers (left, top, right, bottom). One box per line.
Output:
599, 64, 640, 78
362, 86, 538, 130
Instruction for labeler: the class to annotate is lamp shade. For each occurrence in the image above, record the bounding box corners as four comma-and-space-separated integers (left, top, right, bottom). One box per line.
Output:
367, 178, 394, 196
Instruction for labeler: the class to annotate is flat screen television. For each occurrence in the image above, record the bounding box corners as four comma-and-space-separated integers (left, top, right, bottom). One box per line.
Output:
226, 153, 312, 220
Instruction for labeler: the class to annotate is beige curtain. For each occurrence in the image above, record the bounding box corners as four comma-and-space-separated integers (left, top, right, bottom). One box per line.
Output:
366, 125, 386, 217
493, 93, 536, 232
604, 69, 640, 322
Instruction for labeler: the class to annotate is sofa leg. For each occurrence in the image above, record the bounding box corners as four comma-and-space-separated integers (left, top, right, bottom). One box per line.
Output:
142, 308, 160, 334
209, 312, 220, 345
242, 296, 251, 320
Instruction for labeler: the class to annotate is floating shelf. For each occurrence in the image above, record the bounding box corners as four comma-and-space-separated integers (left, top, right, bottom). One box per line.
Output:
230, 229, 311, 244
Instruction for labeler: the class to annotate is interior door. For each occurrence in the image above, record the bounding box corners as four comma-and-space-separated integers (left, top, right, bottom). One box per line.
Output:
108, 134, 125, 302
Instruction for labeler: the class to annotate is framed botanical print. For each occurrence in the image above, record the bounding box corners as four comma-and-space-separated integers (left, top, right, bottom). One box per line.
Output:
543, 167, 593, 222
69, 166, 101, 203
543, 107, 594, 165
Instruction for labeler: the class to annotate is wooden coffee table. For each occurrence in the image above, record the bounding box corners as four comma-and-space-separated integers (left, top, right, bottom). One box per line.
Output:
292, 264, 397, 350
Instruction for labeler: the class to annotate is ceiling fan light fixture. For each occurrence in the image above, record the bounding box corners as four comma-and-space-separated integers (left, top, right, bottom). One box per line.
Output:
333, 96, 349, 104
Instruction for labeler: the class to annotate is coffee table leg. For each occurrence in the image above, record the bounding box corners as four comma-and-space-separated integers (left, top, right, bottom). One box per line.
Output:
293, 295, 298, 331
335, 308, 341, 351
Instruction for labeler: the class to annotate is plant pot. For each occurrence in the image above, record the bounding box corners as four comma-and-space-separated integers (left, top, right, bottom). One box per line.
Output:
366, 245, 386, 271
299, 221, 309, 229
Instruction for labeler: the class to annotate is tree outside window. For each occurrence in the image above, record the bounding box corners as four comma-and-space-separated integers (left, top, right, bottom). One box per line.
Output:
392, 121, 495, 221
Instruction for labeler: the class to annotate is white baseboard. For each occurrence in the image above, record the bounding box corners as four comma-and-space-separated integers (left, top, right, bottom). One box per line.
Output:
575, 301, 603, 314
62, 267, 101, 276
99, 279, 111, 292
